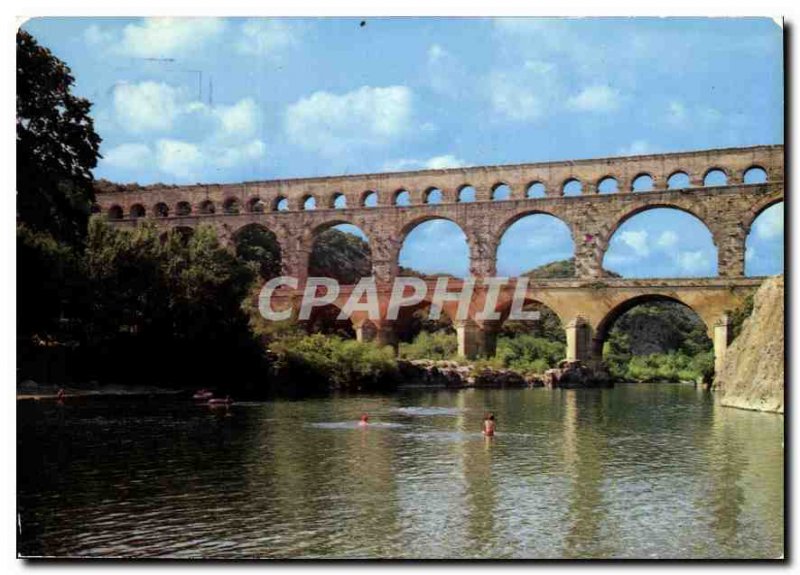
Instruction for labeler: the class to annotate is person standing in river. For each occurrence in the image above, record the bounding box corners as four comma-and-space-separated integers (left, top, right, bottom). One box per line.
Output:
482, 413, 496, 437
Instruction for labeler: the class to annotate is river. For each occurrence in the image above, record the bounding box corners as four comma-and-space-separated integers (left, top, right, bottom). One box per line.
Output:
17, 383, 784, 559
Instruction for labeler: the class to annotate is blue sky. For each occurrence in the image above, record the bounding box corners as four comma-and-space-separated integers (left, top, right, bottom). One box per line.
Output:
23, 17, 784, 277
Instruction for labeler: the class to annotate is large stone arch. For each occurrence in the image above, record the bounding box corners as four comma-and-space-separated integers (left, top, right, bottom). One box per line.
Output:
593, 293, 711, 352
598, 201, 718, 277
587, 291, 734, 374
303, 218, 373, 284
396, 214, 472, 277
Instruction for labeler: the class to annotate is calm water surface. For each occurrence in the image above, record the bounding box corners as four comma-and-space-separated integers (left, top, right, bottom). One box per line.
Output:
18, 384, 784, 559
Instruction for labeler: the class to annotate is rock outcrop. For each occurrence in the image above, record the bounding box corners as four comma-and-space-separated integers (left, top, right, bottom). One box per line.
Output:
397, 360, 534, 388
542, 360, 613, 389
713, 275, 784, 413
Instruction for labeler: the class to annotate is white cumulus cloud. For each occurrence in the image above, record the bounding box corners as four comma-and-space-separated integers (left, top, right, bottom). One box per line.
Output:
676, 250, 711, 274
236, 19, 298, 58
754, 203, 784, 240
112, 81, 183, 134
619, 230, 650, 257
567, 84, 621, 112
212, 98, 261, 141
155, 139, 204, 180
285, 85, 414, 155
656, 230, 678, 250
102, 143, 153, 170
616, 140, 655, 156
118, 18, 225, 57
105, 79, 268, 180
489, 61, 560, 122
383, 154, 467, 172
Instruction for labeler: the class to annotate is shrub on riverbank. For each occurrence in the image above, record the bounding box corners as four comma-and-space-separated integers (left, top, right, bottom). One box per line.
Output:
270, 333, 399, 392
622, 350, 714, 383
399, 331, 564, 375
399, 331, 458, 360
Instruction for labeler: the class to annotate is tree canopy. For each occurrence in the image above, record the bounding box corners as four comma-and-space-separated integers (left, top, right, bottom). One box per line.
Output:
17, 29, 101, 245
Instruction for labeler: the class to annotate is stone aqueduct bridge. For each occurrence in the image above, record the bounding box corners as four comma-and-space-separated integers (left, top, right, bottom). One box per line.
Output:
99, 144, 783, 371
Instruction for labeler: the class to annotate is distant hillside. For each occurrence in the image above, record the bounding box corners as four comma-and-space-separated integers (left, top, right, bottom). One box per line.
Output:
521, 258, 621, 279
308, 229, 371, 285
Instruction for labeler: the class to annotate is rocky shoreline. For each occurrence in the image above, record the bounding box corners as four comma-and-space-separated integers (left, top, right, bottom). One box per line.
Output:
397, 359, 613, 389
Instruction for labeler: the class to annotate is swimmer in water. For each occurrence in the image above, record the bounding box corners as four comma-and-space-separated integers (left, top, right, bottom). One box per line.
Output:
482, 413, 496, 437
359, 413, 369, 426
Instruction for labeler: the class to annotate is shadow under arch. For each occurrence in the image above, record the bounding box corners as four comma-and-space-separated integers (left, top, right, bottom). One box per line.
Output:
591, 294, 711, 359
394, 297, 457, 346
304, 302, 356, 338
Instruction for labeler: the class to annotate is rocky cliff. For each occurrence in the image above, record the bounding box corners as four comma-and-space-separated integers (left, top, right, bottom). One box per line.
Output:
714, 275, 784, 413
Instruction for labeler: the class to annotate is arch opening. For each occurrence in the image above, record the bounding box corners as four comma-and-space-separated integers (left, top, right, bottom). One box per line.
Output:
703, 169, 727, 187
233, 223, 283, 282
744, 166, 768, 184
176, 201, 192, 217
303, 196, 316, 211
199, 200, 216, 215
458, 185, 476, 203
745, 201, 784, 277
632, 174, 654, 192
247, 197, 265, 213
667, 171, 690, 189
398, 218, 469, 279
305, 303, 356, 339
596, 296, 714, 384
362, 191, 378, 207
496, 213, 575, 277
154, 202, 169, 218
598, 177, 618, 195
425, 188, 443, 204
130, 204, 146, 219
491, 298, 566, 372
394, 189, 411, 206
107, 205, 123, 220
603, 207, 717, 278
308, 223, 372, 285
223, 197, 241, 214
563, 179, 582, 197
332, 193, 347, 209
492, 184, 511, 201
274, 197, 289, 212
527, 182, 546, 198
396, 299, 456, 360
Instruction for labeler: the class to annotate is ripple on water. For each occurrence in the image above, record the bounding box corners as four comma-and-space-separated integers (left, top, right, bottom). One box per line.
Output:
308, 421, 406, 430
393, 406, 467, 416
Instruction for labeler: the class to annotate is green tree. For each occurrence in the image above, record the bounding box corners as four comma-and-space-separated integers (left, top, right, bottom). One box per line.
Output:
17, 29, 101, 245
308, 229, 371, 284
234, 225, 282, 281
